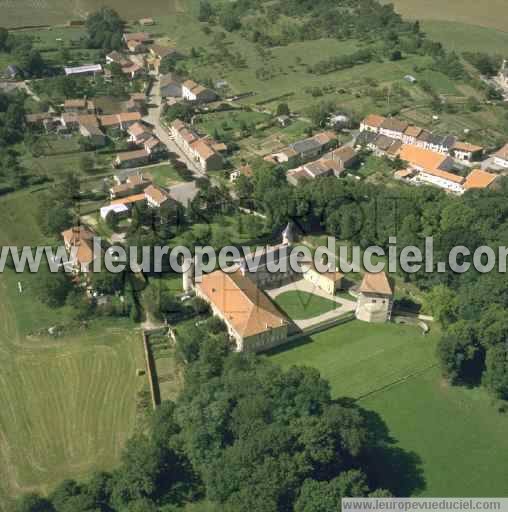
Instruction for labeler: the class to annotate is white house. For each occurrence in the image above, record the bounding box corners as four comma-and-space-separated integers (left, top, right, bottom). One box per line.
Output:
379, 118, 408, 141
398, 145, 465, 195
493, 143, 508, 168
181, 79, 217, 102
360, 114, 386, 133
64, 64, 102, 76
100, 204, 129, 220
145, 185, 169, 208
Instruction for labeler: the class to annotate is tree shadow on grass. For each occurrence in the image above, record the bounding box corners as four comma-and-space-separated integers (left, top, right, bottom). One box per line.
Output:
263, 334, 313, 356
363, 408, 426, 496
337, 400, 426, 496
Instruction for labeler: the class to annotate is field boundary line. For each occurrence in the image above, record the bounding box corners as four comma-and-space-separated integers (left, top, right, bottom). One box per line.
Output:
356, 363, 438, 402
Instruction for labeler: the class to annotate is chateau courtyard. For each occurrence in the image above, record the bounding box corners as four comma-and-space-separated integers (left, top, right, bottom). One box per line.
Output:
267, 278, 357, 329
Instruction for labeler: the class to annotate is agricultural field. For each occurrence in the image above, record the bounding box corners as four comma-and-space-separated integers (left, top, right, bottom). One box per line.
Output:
421, 21, 508, 54
270, 320, 508, 496
385, 0, 508, 32
2, 0, 187, 28
0, 191, 145, 509
151, 13, 440, 112
274, 290, 341, 320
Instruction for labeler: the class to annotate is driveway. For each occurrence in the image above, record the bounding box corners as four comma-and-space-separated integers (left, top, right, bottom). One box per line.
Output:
266, 278, 357, 331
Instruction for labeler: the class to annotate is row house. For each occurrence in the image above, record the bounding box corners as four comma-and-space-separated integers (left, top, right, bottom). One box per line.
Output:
79, 123, 106, 147
287, 159, 341, 186
368, 134, 402, 158
398, 145, 464, 194
100, 112, 142, 132
170, 119, 223, 172
114, 149, 150, 168
416, 133, 456, 155
144, 136, 166, 156
265, 131, 337, 166
359, 114, 483, 162
402, 125, 424, 145
63, 98, 95, 114
127, 122, 153, 144
360, 114, 386, 133
451, 141, 484, 162
181, 79, 217, 103
379, 118, 408, 140
110, 173, 151, 199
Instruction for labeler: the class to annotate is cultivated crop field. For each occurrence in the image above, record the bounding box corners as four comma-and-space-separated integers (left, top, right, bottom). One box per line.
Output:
421, 20, 508, 54
384, 0, 508, 32
2, 0, 186, 27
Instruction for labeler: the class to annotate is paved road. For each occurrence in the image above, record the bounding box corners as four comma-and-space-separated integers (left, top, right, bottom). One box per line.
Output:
144, 76, 205, 179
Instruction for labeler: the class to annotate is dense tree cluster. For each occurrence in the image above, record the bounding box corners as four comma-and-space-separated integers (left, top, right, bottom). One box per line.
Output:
462, 52, 502, 77
85, 8, 124, 51
18, 328, 411, 511
197, 0, 420, 49
241, 160, 508, 401
0, 91, 32, 192
310, 48, 374, 75
37, 173, 79, 236
0, 28, 46, 77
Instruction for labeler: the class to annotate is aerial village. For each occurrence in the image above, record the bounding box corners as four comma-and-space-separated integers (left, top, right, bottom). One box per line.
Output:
14, 19, 508, 357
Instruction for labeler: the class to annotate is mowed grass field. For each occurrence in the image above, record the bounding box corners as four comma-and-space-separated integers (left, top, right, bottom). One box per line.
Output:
270, 320, 508, 496
270, 321, 437, 399
363, 368, 508, 497
0, 191, 145, 509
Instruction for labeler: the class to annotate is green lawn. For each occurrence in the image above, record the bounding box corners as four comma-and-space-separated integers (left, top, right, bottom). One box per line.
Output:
0, 277, 145, 506
195, 110, 272, 139
0, 191, 146, 508
149, 334, 182, 403
275, 290, 341, 320
146, 163, 183, 188
270, 320, 508, 496
416, 69, 461, 96
270, 321, 437, 399
363, 367, 508, 497
0, 189, 54, 248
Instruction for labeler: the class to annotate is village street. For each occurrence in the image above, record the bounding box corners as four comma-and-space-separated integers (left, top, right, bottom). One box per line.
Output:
143, 75, 205, 178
